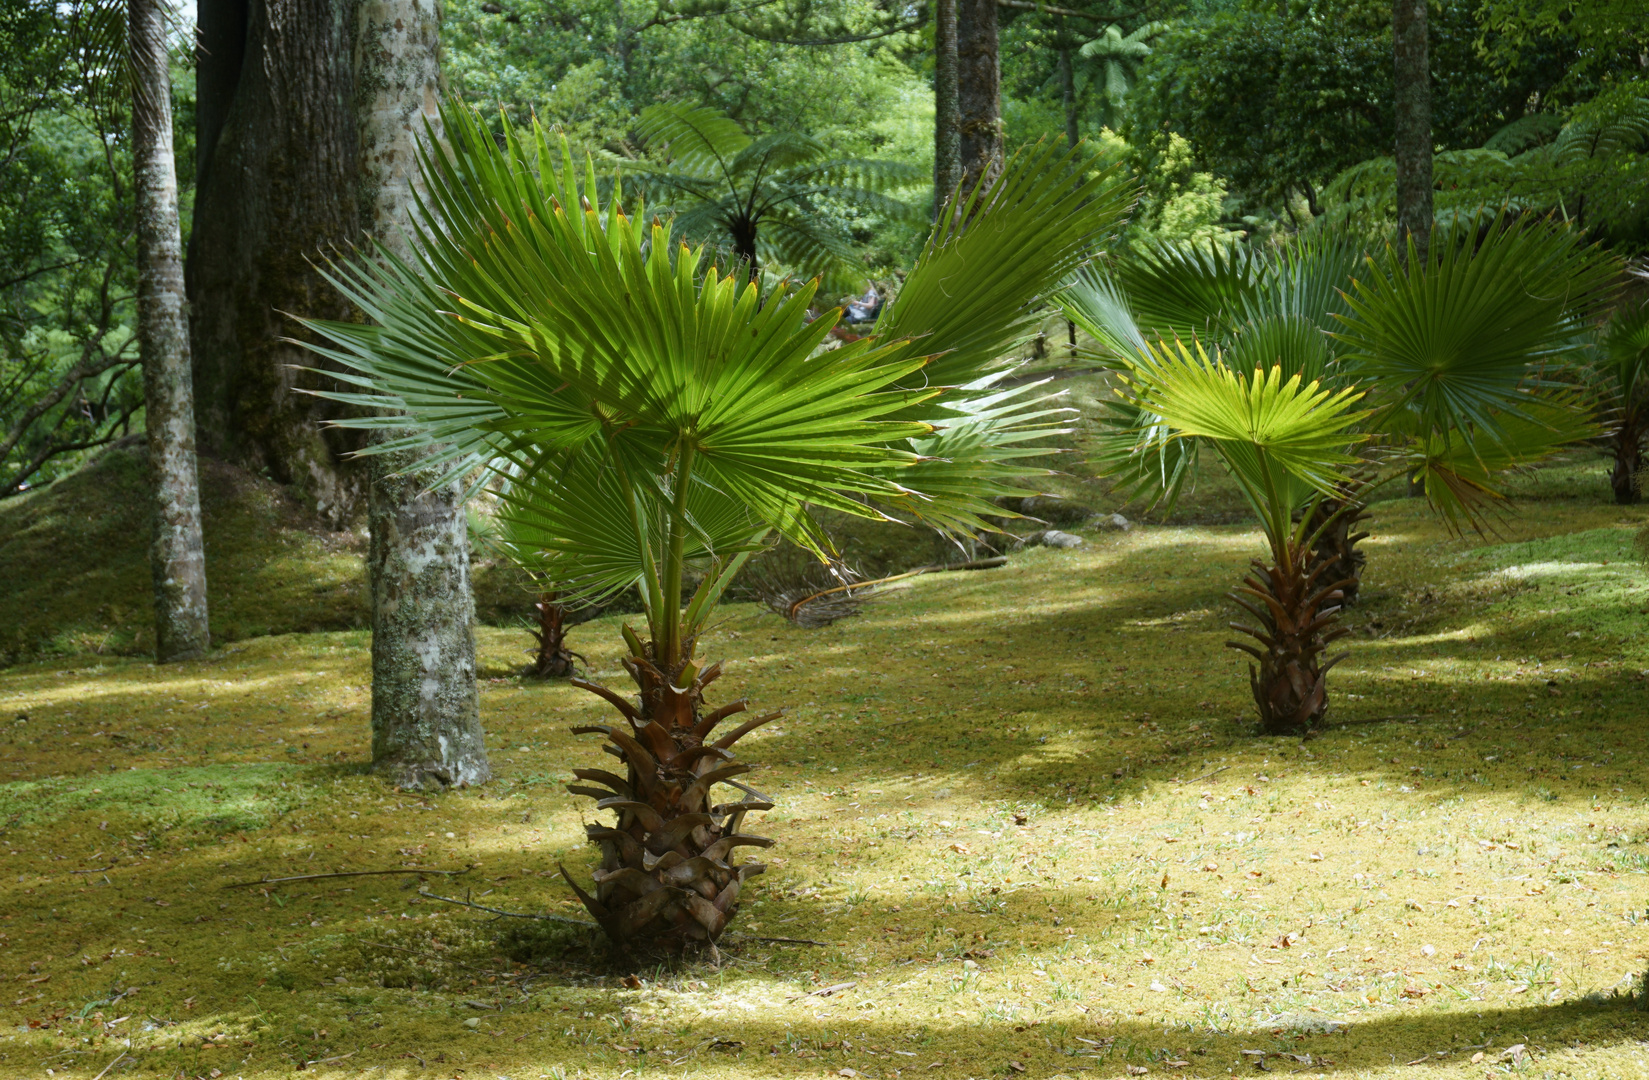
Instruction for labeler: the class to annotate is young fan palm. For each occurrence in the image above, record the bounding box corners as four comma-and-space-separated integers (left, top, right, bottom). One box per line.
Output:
299, 103, 1132, 947
617, 103, 922, 286
1064, 218, 1614, 733
1585, 299, 1649, 504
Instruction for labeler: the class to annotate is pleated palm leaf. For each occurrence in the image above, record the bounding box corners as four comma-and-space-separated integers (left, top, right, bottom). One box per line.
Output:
1063, 218, 1614, 732
297, 103, 1133, 947
615, 103, 923, 287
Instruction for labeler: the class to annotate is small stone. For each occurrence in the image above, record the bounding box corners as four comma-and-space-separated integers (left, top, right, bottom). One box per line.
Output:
1040, 530, 1084, 549
1090, 512, 1132, 531
962, 959, 979, 970
463, 1017, 480, 1029
1421, 944, 1436, 957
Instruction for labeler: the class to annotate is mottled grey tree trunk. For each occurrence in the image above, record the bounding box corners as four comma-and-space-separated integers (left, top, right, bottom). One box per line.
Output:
365, 439, 488, 788
933, 0, 961, 216
1058, 42, 1079, 150
189, 0, 366, 527
1393, 0, 1432, 262
132, 0, 210, 662
356, 0, 490, 790
956, 0, 1002, 197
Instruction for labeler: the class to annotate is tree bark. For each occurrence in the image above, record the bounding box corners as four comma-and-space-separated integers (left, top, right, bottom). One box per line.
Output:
365, 439, 489, 788
132, 0, 211, 662
356, 0, 490, 790
188, 0, 366, 527
933, 0, 961, 216
956, 0, 1002, 198
1392, 0, 1432, 262
1058, 41, 1079, 150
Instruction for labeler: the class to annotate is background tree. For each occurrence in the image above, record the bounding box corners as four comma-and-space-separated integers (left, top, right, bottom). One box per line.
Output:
1079, 20, 1165, 130
352, 0, 490, 788
189, 0, 364, 526
130, 0, 210, 661
934, 0, 961, 209
956, 0, 1001, 192
620, 103, 921, 285
1, 1, 146, 498
1391, 0, 1431, 258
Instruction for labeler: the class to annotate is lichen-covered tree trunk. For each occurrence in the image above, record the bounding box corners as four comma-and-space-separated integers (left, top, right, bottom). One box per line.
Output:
357, 0, 490, 790
189, 0, 366, 527
956, 0, 1001, 197
366, 440, 488, 787
933, 0, 961, 215
132, 0, 210, 662
1392, 0, 1432, 262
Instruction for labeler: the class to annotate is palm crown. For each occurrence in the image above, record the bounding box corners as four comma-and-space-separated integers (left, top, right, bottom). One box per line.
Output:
299, 101, 1133, 945
613, 103, 923, 287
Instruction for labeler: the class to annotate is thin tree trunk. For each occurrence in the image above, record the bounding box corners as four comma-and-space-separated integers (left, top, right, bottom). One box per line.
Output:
189, 0, 366, 527
1392, 0, 1432, 262
956, 0, 1002, 197
1058, 40, 1079, 149
934, 0, 961, 216
356, 0, 490, 790
132, 0, 210, 662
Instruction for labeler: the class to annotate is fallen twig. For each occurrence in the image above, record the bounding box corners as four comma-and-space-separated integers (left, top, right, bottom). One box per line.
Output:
728, 932, 831, 946
788, 558, 1007, 619
90, 1052, 127, 1080
70, 866, 116, 874
417, 889, 599, 927
221, 866, 474, 890
1323, 714, 1430, 727
786, 980, 857, 1000
1176, 766, 1230, 785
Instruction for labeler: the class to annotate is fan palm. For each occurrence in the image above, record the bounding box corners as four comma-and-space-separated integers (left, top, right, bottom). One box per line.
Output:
613, 103, 922, 287
1584, 299, 1649, 504
298, 102, 1133, 947
1063, 218, 1614, 733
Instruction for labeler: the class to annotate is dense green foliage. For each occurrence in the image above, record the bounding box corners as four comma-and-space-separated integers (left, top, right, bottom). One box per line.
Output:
0, 2, 147, 495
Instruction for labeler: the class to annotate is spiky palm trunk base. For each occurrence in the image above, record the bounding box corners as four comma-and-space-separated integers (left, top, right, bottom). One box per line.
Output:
525, 593, 584, 679
561, 636, 777, 948
1226, 541, 1353, 736
1298, 487, 1369, 605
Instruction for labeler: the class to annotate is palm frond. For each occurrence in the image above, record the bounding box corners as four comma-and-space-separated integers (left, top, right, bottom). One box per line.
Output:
877, 140, 1136, 386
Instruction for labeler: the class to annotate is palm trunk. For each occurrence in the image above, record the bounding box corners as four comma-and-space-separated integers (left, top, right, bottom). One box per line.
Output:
1612, 427, 1642, 504
1392, 0, 1432, 262
934, 0, 961, 216
1226, 539, 1353, 735
132, 0, 211, 663
956, 0, 1002, 197
526, 592, 581, 678
357, 0, 490, 790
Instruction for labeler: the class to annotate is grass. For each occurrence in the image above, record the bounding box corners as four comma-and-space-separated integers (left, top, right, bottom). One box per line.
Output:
0, 456, 1646, 1079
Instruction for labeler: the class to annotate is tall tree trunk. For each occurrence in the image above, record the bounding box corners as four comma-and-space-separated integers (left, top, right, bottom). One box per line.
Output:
1058, 40, 1079, 150
1392, 0, 1432, 262
132, 0, 210, 662
956, 0, 1001, 197
356, 0, 491, 790
189, 0, 366, 527
933, 0, 961, 216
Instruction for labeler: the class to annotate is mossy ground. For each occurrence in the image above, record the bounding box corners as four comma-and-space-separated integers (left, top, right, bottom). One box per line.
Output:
0, 444, 559, 665
1, 457, 1647, 1079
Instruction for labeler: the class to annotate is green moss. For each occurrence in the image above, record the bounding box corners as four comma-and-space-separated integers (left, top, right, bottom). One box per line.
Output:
0, 763, 305, 835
